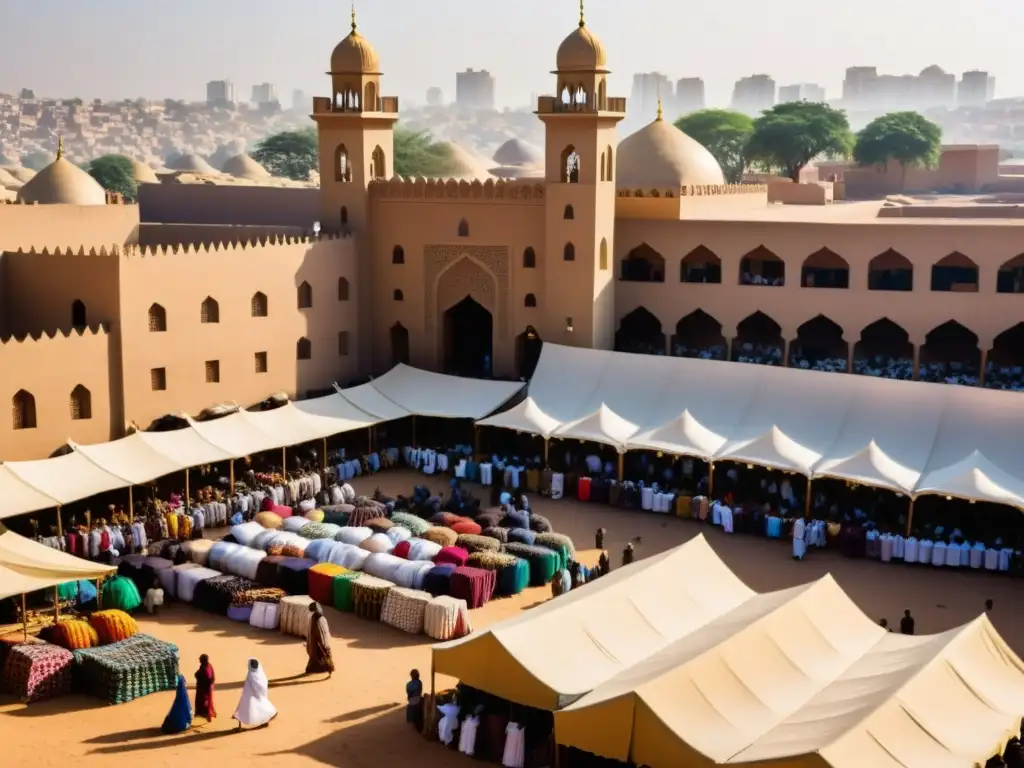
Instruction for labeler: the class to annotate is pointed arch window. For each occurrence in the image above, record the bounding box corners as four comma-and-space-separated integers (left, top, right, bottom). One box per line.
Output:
371, 145, 386, 180
71, 299, 87, 328
523, 247, 537, 269
251, 292, 268, 317
458, 219, 469, 237
561, 145, 580, 183
563, 242, 576, 262
394, 289, 404, 301
392, 245, 405, 264
606, 145, 614, 182
297, 281, 313, 309
564, 204, 575, 220
340, 206, 349, 225
70, 385, 92, 420
200, 296, 219, 323
297, 337, 312, 360
338, 277, 350, 301
335, 144, 351, 182
148, 303, 167, 332
364, 82, 377, 111
12, 390, 36, 430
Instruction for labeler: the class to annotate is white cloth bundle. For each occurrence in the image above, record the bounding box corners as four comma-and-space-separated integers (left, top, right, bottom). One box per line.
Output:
282, 517, 308, 534
268, 532, 312, 554
279, 595, 315, 637
250, 529, 279, 551
396, 560, 434, 590
185, 539, 215, 566
360, 533, 394, 554
159, 562, 200, 599
249, 601, 279, 630
328, 544, 370, 571
223, 547, 267, 580
231, 522, 265, 547
405, 538, 443, 562
340, 483, 356, 502
177, 567, 222, 603
381, 587, 432, 634
385, 526, 412, 545
298, 499, 316, 514
335, 526, 373, 546
424, 595, 472, 641
209, 541, 246, 572
363, 552, 406, 582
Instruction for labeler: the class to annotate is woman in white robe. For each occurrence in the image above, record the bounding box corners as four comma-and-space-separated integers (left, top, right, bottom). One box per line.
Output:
233, 658, 277, 730
792, 517, 807, 560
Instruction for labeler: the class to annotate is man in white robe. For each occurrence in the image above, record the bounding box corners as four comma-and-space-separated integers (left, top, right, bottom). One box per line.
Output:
233, 658, 277, 730
792, 517, 807, 560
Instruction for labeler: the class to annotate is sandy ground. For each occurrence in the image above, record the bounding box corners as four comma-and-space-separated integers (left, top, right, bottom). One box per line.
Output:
3, 469, 1021, 768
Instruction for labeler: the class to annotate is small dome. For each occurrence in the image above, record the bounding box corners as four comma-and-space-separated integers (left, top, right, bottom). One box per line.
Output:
433, 142, 494, 181
1, 165, 36, 183
166, 153, 218, 174
330, 16, 380, 74
16, 154, 107, 205
221, 153, 271, 180
616, 117, 726, 189
493, 138, 543, 167
0, 166, 23, 190
556, 22, 607, 72
126, 157, 159, 184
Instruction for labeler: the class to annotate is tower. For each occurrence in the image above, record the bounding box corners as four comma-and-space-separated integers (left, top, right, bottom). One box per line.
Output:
537, 2, 625, 350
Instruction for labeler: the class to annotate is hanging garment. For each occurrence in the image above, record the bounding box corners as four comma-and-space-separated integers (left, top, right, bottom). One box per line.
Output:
792, 518, 807, 560
459, 715, 479, 756
502, 723, 526, 768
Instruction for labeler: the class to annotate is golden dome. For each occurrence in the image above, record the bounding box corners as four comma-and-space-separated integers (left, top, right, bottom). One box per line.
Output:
16, 147, 107, 205
433, 142, 495, 181
616, 115, 726, 189
166, 153, 218, 174
126, 157, 159, 184
556, 4, 606, 72
330, 9, 380, 74
221, 153, 271, 180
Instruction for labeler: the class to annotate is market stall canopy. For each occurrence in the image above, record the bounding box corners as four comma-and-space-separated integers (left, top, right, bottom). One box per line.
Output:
432, 536, 755, 709
0, 524, 115, 600
69, 433, 186, 485
335, 381, 412, 422
367, 364, 523, 419
0, 466, 63, 521
291, 391, 381, 432
4, 451, 130, 505
244, 401, 372, 447
813, 440, 919, 494
714, 425, 821, 475
553, 404, 640, 453
627, 410, 726, 458
133, 427, 234, 468
913, 450, 1024, 508
476, 397, 562, 438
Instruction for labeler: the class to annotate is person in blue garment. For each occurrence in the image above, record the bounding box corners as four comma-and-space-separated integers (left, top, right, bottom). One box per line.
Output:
161, 674, 193, 733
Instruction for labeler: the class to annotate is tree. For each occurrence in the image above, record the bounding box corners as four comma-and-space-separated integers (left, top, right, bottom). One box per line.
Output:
853, 111, 942, 190
674, 109, 754, 183
393, 128, 458, 178
744, 102, 853, 182
252, 127, 318, 180
87, 155, 138, 201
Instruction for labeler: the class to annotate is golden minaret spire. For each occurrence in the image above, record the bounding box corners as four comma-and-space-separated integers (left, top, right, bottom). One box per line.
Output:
656, 84, 664, 121
56, 135, 64, 159
351, 3, 357, 33
579, 0, 585, 27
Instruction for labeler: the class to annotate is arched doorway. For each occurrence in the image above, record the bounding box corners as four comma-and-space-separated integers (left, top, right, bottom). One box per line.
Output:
790, 315, 848, 371
986, 323, 1024, 389
515, 326, 543, 380
732, 311, 783, 365
920, 321, 980, 385
615, 307, 666, 355
443, 297, 493, 377
853, 318, 913, 379
390, 323, 410, 366
672, 310, 726, 359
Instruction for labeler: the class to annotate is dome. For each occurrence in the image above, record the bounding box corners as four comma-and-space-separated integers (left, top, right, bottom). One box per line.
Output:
1, 165, 36, 183
616, 116, 726, 189
556, 21, 607, 72
330, 14, 380, 74
493, 138, 543, 167
221, 153, 271, 180
433, 142, 494, 181
126, 157, 159, 184
0, 167, 23, 190
16, 154, 107, 205
166, 153, 218, 174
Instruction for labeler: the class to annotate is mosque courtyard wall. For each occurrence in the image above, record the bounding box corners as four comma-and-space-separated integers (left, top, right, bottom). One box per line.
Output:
0, 202, 140, 251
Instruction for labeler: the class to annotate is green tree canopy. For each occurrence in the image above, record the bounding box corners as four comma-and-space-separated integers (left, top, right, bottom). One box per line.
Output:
87, 154, 138, 201
853, 111, 942, 179
252, 127, 318, 181
393, 128, 458, 178
744, 102, 853, 181
674, 109, 754, 183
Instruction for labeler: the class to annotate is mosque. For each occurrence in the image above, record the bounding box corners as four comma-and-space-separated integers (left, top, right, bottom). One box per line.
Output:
1, 7, 1023, 461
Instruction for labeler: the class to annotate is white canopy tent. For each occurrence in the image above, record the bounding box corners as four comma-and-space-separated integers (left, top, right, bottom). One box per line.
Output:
4, 452, 130, 506
366, 363, 523, 419
0, 524, 115, 600
69, 433, 188, 486
553, 404, 640, 453
335, 382, 411, 422
476, 397, 562, 438
0, 467, 69, 521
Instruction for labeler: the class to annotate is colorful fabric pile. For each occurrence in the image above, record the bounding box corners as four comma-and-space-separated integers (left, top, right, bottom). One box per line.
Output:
335, 526, 373, 546
101, 576, 142, 613
277, 558, 316, 595
304, 508, 325, 522
348, 498, 388, 527
72, 634, 179, 704
332, 570, 362, 612
481, 526, 509, 543
360, 533, 394, 554
449, 566, 497, 609
249, 601, 279, 630
423, 596, 472, 641
255, 555, 288, 587
308, 563, 347, 606
508, 528, 538, 546
299, 522, 341, 540
380, 587, 432, 634
230, 522, 265, 547
231, 586, 286, 606
394, 560, 435, 590
50, 619, 100, 651
303, 539, 340, 563
2, 643, 74, 702
279, 595, 315, 637
421, 527, 458, 548
434, 546, 470, 567
534, 533, 575, 570
352, 575, 394, 620
193, 575, 257, 615
430, 512, 464, 527
176, 567, 222, 602
455, 534, 501, 554
389, 512, 431, 536
365, 517, 394, 533
529, 513, 553, 533
503, 543, 558, 586
89, 610, 140, 645
422, 563, 457, 596
385, 525, 413, 546
220, 546, 266, 581
254, 511, 284, 529
326, 542, 370, 570
467, 552, 530, 596
404, 538, 443, 561
184, 539, 215, 566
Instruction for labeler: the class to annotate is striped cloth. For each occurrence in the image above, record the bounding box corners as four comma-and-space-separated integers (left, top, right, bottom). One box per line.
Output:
380, 588, 432, 634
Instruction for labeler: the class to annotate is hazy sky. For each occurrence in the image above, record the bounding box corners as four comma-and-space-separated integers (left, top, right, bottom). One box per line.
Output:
2, 0, 1021, 108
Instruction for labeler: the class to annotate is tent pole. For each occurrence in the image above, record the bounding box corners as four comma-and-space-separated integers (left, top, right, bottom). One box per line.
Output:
56, 504, 63, 537
128, 485, 134, 524
707, 461, 715, 498
185, 468, 190, 504
282, 446, 287, 473
367, 427, 373, 454
473, 426, 480, 460
412, 415, 417, 448
230, 460, 235, 491
429, 662, 436, 738
905, 497, 916, 537
54, 586, 59, 625
804, 477, 813, 519
543, 437, 549, 467
323, 437, 329, 468
21, 593, 27, 641
617, 453, 624, 483
96, 578, 103, 609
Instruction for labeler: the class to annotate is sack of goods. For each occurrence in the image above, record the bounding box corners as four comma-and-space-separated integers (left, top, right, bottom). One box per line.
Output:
308, 563, 348, 607
381, 588, 432, 634
362, 552, 406, 583
254, 511, 284, 529
360, 533, 395, 554
101, 576, 142, 614
455, 534, 501, 554
332, 571, 362, 612
249, 601, 280, 630
279, 595, 316, 637
389, 512, 431, 537
420, 527, 458, 548
140, 557, 174, 589
424, 596, 472, 641
230, 522, 265, 547
449, 566, 497, 610
404, 538, 443, 562
176, 567, 222, 603
326, 542, 370, 571
303, 539, 342, 563
72, 633, 179, 704
320, 503, 353, 527
185, 539, 215, 566
299, 523, 342, 541
334, 526, 373, 546
385, 526, 413, 546
503, 543, 558, 586
89, 609, 140, 645
2, 643, 74, 703
48, 619, 100, 651
159, 563, 199, 599
352, 576, 395, 621
450, 520, 482, 536
283, 517, 308, 533
467, 552, 530, 596
395, 560, 435, 590
222, 547, 267, 581
534, 533, 575, 571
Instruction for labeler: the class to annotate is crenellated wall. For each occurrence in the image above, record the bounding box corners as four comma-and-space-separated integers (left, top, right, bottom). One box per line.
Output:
0, 202, 140, 251
0, 325, 115, 460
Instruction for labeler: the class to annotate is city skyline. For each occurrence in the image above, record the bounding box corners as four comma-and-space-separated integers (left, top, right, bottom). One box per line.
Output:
1, 0, 1020, 107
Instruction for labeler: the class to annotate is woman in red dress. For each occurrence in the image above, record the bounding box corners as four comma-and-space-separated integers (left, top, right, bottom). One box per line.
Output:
194, 654, 216, 720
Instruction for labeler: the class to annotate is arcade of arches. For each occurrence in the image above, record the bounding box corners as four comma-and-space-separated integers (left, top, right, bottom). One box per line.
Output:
615, 306, 1024, 388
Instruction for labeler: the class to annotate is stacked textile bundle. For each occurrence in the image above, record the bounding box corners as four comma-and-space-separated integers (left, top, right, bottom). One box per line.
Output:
254, 511, 284, 529
2, 643, 74, 702
474, 510, 503, 529
360, 533, 394, 554
348, 498, 388, 527
380, 588, 432, 634
231, 522, 265, 547
308, 563, 347, 606
176, 567, 223, 603
529, 513, 553, 533
423, 563, 456, 596
362, 553, 407, 583
158, 562, 200, 599
251, 529, 280, 551
320, 503, 352, 526
332, 571, 362, 612
393, 537, 443, 562
503, 543, 558, 586
434, 546, 470, 568
255, 555, 288, 587
394, 560, 435, 590
504, 508, 531, 530
277, 558, 316, 595
72, 634, 179, 704
231, 586, 285, 606
299, 522, 343, 541
208, 541, 243, 572
467, 552, 529, 596
455, 534, 500, 554
335, 527, 373, 546
279, 595, 316, 637
102, 576, 142, 613
185, 539, 215, 566
304, 508, 325, 522
508, 528, 537, 546
193, 575, 257, 615
430, 512, 464, 527
89, 610, 140, 645
534, 533, 574, 571
481, 526, 509, 544
421, 527, 457, 548
449, 566, 496, 609
326, 542, 370, 571
385, 525, 412, 546
283, 517, 308, 534
249, 602, 279, 630
423, 596, 472, 641
389, 512, 431, 536
352, 576, 394, 620
265, 503, 293, 519
49, 619, 100, 651
303, 539, 341, 563
365, 517, 394, 534
221, 546, 266, 581
141, 557, 174, 589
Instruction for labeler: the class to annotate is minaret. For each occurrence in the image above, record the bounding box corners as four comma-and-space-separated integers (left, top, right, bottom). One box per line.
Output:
537, 2, 625, 350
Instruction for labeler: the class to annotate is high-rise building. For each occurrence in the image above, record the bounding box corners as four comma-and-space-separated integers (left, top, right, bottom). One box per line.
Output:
842, 67, 877, 106
251, 83, 277, 105
959, 70, 992, 108
778, 83, 826, 104
292, 89, 307, 110
206, 80, 236, 106
674, 78, 705, 114
631, 73, 670, 119
844, 65, 957, 111
455, 69, 495, 110
917, 65, 956, 110
731, 75, 775, 115
426, 87, 443, 107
